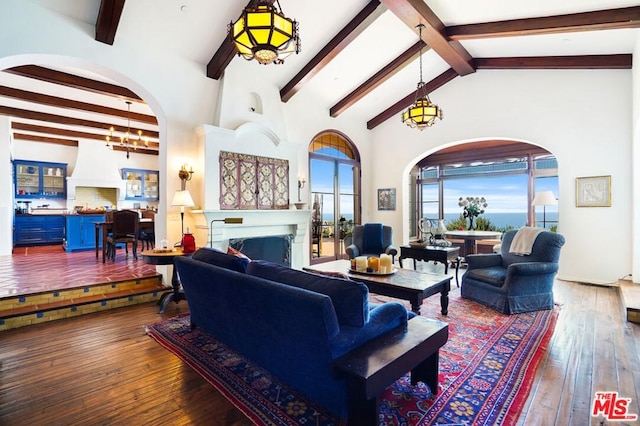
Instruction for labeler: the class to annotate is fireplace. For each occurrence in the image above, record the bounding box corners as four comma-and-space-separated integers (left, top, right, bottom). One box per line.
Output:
197, 209, 311, 269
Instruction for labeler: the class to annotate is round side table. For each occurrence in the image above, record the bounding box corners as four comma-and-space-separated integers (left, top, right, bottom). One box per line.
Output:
141, 248, 193, 313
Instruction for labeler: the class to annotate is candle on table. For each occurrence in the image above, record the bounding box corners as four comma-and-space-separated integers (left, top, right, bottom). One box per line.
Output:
379, 254, 392, 273
355, 256, 367, 272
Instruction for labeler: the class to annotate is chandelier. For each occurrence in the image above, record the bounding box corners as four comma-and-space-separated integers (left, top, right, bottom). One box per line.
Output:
105, 101, 147, 159
229, 0, 300, 65
402, 24, 443, 130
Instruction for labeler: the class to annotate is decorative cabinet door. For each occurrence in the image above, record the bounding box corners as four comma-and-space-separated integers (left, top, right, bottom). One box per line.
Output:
219, 151, 289, 210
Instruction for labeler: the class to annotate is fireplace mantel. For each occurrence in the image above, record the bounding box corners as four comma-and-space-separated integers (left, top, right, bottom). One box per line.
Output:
193, 209, 312, 269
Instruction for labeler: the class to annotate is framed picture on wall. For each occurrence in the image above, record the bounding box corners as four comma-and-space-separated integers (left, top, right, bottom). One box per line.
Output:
377, 188, 396, 211
576, 175, 611, 207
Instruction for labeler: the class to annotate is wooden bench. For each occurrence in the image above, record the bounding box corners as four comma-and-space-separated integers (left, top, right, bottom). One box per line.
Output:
333, 316, 449, 425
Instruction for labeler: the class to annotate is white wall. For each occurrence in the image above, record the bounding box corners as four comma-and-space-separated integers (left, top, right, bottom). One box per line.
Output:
368, 69, 632, 285
0, 117, 12, 255
632, 33, 640, 283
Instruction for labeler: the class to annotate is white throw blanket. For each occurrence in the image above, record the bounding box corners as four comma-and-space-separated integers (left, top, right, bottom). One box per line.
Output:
509, 227, 545, 255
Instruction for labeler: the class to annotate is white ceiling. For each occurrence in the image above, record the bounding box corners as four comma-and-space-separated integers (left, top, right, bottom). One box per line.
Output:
2, 0, 638, 147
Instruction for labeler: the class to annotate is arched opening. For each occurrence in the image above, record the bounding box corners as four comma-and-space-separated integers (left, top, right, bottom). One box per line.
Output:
409, 140, 558, 252
308, 131, 361, 263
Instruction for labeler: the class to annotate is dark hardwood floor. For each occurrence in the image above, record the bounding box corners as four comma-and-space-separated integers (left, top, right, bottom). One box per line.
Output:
0, 270, 638, 424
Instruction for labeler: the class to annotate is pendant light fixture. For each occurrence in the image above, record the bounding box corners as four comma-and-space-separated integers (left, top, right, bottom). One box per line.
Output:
105, 101, 147, 159
402, 24, 443, 130
229, 0, 300, 65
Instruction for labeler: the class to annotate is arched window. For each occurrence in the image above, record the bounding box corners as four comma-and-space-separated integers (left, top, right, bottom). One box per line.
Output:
309, 131, 361, 262
410, 140, 558, 239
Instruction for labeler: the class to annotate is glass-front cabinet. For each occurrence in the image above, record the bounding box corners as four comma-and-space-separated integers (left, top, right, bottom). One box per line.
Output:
14, 160, 67, 199
122, 168, 159, 201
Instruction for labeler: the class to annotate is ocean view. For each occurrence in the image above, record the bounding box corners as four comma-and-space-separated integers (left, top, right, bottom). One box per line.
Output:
324, 212, 559, 230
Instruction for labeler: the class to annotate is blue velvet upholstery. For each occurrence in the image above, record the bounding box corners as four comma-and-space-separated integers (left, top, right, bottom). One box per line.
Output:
174, 256, 409, 418
247, 260, 369, 326
191, 247, 250, 273
461, 229, 565, 314
345, 223, 398, 261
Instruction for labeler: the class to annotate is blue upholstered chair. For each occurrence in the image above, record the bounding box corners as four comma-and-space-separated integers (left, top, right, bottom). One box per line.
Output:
345, 223, 398, 262
461, 229, 565, 314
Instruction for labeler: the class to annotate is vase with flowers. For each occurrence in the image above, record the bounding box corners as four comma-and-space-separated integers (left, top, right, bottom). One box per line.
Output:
458, 196, 488, 230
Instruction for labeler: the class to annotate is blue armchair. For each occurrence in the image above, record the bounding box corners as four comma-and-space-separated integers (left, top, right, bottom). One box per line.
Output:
461, 229, 565, 314
345, 223, 398, 261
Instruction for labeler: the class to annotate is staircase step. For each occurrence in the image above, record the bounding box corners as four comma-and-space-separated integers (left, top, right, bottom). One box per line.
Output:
0, 275, 167, 331
619, 280, 640, 324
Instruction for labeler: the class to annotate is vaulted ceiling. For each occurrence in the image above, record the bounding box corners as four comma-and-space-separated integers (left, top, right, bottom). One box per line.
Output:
1, 0, 638, 156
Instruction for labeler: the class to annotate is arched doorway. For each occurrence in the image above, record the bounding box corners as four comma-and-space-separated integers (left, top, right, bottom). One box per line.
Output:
309, 131, 361, 263
409, 140, 558, 241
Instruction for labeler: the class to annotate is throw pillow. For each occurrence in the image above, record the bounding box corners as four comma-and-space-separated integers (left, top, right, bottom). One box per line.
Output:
246, 260, 369, 327
227, 246, 251, 260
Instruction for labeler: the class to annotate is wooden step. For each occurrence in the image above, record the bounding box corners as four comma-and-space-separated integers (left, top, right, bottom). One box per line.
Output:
0, 275, 166, 331
619, 279, 640, 323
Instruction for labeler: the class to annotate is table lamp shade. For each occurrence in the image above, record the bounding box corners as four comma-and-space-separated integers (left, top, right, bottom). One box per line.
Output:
171, 190, 195, 208
532, 191, 557, 206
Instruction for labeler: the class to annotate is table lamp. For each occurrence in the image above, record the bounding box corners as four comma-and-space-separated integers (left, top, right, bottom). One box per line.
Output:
171, 189, 195, 235
532, 191, 557, 228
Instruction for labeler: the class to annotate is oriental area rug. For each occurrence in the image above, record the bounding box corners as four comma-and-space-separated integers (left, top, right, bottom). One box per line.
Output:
146, 289, 558, 425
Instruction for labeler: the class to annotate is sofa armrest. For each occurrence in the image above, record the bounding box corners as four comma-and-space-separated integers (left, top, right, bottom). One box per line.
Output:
330, 302, 408, 358
466, 253, 502, 269
345, 244, 360, 259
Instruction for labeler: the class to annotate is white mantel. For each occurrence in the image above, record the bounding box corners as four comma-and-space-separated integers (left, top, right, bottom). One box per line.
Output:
194, 209, 312, 269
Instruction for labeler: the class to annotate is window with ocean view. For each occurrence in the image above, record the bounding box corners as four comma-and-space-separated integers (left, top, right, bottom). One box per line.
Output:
412, 141, 558, 236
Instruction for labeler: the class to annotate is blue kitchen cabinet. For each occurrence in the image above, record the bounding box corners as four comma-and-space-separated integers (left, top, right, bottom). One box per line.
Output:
14, 160, 67, 199
14, 215, 65, 246
64, 214, 105, 252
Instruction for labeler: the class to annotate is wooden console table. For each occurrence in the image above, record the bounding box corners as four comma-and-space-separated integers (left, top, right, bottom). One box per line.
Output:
398, 245, 461, 287
334, 316, 449, 426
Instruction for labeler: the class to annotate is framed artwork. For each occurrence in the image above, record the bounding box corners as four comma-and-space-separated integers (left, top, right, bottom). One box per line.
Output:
576, 175, 611, 207
377, 188, 396, 211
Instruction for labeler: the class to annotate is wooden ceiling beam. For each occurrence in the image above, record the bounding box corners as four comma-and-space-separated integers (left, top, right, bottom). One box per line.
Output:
475, 54, 632, 69
380, 0, 474, 76
280, 0, 385, 102
111, 145, 158, 156
95, 0, 126, 45
367, 68, 457, 130
0, 86, 157, 124
13, 133, 79, 147
11, 122, 159, 149
0, 106, 160, 138
447, 7, 640, 40
330, 41, 426, 117
3, 65, 142, 102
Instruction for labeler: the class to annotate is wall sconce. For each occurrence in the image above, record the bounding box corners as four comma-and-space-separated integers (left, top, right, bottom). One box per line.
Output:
297, 176, 306, 202
178, 164, 194, 190
209, 217, 244, 247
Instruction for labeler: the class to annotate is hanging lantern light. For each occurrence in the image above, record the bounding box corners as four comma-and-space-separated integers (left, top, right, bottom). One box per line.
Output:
229, 0, 300, 65
402, 24, 443, 130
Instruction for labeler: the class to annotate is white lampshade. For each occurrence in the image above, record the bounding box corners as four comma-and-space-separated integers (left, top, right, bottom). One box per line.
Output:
532, 191, 557, 206
171, 189, 195, 208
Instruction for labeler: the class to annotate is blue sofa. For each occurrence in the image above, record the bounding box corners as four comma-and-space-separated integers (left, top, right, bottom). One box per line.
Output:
174, 248, 410, 418
461, 229, 565, 314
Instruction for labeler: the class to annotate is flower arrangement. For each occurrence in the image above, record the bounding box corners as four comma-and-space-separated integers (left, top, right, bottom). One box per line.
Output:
458, 196, 488, 229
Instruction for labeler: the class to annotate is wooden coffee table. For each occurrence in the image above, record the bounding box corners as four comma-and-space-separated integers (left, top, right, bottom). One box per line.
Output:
399, 245, 461, 287
305, 259, 451, 315
334, 316, 448, 426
